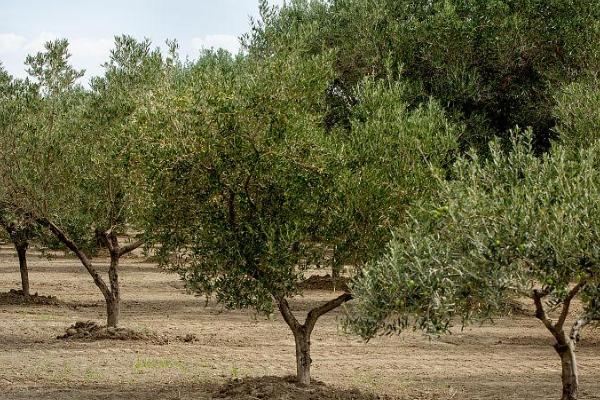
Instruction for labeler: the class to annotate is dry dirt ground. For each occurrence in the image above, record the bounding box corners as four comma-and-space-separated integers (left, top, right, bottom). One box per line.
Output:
0, 250, 599, 400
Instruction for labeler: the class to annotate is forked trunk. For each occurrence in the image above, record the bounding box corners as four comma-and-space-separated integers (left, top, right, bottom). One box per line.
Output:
276, 293, 352, 386
556, 343, 578, 400
294, 329, 311, 386
533, 287, 584, 400
39, 220, 143, 330
15, 242, 30, 297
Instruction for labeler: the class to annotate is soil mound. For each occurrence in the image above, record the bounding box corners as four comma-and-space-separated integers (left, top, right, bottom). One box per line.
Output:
300, 274, 350, 292
500, 298, 532, 317
0, 289, 61, 306
214, 376, 388, 400
57, 321, 168, 344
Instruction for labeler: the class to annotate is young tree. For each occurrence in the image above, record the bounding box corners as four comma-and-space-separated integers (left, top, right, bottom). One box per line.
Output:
0, 38, 156, 328
350, 135, 600, 400
139, 40, 459, 383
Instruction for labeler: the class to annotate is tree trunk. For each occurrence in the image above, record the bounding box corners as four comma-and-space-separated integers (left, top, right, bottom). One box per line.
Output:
15, 241, 30, 297
106, 295, 120, 328
275, 293, 352, 386
106, 248, 121, 329
556, 343, 579, 400
294, 328, 311, 386
331, 264, 340, 281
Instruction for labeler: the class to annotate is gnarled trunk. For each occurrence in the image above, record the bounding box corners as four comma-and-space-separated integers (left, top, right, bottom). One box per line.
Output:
293, 328, 312, 386
276, 292, 352, 386
556, 343, 578, 400
15, 241, 30, 297
105, 243, 121, 329
533, 286, 586, 400
106, 295, 120, 328
39, 220, 144, 330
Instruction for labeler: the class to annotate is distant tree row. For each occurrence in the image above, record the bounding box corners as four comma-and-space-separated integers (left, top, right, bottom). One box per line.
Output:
1, 1, 599, 399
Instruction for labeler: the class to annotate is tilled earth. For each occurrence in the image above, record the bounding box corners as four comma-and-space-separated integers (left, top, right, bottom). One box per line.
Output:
0, 250, 599, 400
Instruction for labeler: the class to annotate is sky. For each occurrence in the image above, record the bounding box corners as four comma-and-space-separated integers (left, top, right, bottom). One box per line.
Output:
0, 0, 285, 82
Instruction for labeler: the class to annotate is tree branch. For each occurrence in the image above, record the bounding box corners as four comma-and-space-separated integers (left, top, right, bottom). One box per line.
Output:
275, 295, 301, 332
119, 239, 144, 257
556, 279, 588, 331
533, 288, 556, 334
38, 218, 111, 300
304, 292, 353, 334
99, 230, 116, 254
569, 317, 589, 344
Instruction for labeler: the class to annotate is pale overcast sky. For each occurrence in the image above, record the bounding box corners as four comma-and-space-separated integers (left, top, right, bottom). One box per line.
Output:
0, 0, 285, 82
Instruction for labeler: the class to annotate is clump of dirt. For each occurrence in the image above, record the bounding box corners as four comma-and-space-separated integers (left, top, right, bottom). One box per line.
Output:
499, 298, 533, 317
300, 274, 350, 292
214, 376, 389, 400
175, 333, 199, 343
0, 289, 61, 306
57, 321, 168, 344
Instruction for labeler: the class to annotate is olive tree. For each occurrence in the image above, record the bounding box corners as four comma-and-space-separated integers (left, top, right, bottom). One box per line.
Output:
0, 38, 158, 328
138, 36, 459, 383
350, 134, 600, 400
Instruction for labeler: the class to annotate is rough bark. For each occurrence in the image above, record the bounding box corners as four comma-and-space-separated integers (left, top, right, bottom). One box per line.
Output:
556, 343, 578, 400
101, 232, 143, 328
105, 246, 120, 328
533, 282, 587, 400
106, 295, 120, 328
1, 219, 32, 297
276, 292, 352, 385
15, 241, 30, 297
294, 328, 311, 385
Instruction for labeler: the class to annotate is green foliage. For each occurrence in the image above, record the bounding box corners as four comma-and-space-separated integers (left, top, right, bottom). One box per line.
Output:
554, 77, 600, 150
0, 37, 161, 254
139, 34, 461, 314
350, 132, 600, 339
248, 0, 600, 151
25, 39, 84, 96
327, 77, 460, 268
141, 47, 337, 312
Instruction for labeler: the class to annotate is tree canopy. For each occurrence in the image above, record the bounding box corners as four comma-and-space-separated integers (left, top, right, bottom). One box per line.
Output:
350, 133, 600, 399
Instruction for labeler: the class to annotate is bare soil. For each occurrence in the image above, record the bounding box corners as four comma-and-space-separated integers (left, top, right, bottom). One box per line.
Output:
0, 250, 598, 400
